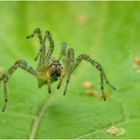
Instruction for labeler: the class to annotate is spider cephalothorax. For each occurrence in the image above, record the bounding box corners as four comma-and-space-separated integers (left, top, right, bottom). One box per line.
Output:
37, 59, 63, 90
0, 27, 116, 112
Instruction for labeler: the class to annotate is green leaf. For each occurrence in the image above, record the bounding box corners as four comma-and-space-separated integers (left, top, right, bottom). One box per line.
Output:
0, 2, 140, 139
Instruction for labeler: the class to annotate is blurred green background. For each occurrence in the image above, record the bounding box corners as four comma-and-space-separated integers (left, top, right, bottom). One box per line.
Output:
0, 1, 140, 139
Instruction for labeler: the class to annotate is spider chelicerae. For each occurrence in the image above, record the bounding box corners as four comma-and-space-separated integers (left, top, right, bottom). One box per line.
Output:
0, 28, 116, 112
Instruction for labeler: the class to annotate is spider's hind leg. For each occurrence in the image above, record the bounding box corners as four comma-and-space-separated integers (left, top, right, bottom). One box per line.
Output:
72, 54, 116, 100
1, 78, 8, 112
0, 60, 37, 112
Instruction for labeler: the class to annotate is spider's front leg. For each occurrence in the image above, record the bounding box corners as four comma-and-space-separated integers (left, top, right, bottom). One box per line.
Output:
72, 54, 116, 100
26, 28, 43, 60
0, 60, 37, 112
26, 27, 43, 44
44, 31, 54, 64
26, 28, 47, 68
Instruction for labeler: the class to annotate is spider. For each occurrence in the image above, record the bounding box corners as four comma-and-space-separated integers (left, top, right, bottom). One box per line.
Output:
0, 28, 116, 112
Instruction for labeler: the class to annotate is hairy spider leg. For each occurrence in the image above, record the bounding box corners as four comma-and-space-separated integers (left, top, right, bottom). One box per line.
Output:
58, 42, 67, 61
57, 42, 67, 89
47, 77, 51, 93
89, 60, 116, 90
72, 54, 116, 100
63, 48, 75, 95
26, 27, 43, 44
101, 70, 116, 90
44, 31, 54, 64
0, 60, 37, 112
26, 28, 46, 67
57, 69, 65, 90
100, 72, 105, 100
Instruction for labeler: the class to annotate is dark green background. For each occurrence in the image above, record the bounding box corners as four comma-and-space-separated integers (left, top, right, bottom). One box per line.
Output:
0, 2, 140, 139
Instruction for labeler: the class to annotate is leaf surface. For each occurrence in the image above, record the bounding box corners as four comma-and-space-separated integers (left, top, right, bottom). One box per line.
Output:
0, 2, 140, 139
